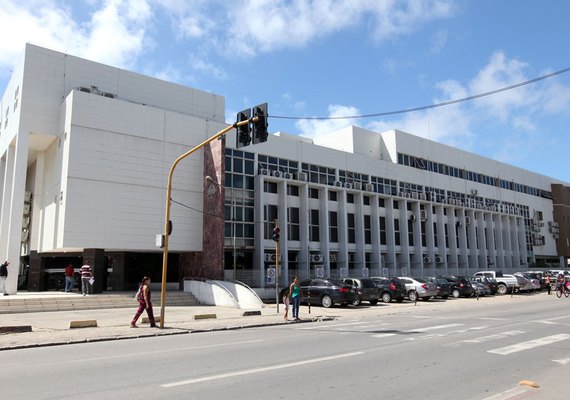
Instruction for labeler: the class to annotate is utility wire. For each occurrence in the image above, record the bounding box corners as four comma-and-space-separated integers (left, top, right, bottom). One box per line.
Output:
270, 67, 570, 120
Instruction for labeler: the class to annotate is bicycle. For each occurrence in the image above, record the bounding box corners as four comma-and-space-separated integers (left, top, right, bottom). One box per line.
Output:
555, 283, 570, 298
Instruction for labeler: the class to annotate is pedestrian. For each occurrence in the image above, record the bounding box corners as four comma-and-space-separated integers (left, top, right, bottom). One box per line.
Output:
64, 263, 75, 292
288, 276, 303, 321
131, 276, 156, 328
80, 261, 92, 296
0, 260, 9, 296
283, 292, 290, 321
545, 273, 551, 295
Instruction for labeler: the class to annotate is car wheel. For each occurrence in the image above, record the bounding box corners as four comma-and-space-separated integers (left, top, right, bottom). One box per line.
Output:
452, 289, 461, 298
408, 290, 418, 302
352, 297, 361, 306
496, 284, 507, 295
370, 299, 378, 305
381, 292, 392, 303
320, 295, 333, 308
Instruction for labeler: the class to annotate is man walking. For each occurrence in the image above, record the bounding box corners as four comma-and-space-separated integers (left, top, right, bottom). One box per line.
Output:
80, 261, 92, 296
64, 263, 75, 292
0, 260, 9, 296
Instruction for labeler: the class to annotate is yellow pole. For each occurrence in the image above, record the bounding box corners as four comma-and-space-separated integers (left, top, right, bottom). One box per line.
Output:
159, 120, 253, 328
275, 237, 279, 313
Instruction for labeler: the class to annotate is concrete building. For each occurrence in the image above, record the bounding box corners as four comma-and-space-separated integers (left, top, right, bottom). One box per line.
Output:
2, 44, 569, 294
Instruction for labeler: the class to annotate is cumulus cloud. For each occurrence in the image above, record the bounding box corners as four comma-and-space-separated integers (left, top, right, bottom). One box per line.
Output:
296, 104, 359, 147
0, 0, 152, 73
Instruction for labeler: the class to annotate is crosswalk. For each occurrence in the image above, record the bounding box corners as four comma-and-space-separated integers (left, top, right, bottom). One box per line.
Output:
293, 316, 570, 360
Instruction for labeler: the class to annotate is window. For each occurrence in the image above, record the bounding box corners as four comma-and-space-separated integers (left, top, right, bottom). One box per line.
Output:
379, 216, 387, 245
309, 188, 319, 199
329, 211, 338, 243
363, 196, 370, 206
347, 213, 355, 243
364, 215, 371, 244
309, 209, 320, 242
288, 207, 300, 240
264, 181, 278, 193
347, 193, 354, 203
287, 185, 299, 197
394, 219, 400, 246
329, 191, 337, 201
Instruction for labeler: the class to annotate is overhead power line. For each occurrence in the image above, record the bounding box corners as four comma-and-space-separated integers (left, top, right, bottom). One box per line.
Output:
270, 66, 570, 121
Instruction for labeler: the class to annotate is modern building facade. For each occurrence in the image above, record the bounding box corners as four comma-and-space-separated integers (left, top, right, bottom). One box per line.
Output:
2, 44, 569, 294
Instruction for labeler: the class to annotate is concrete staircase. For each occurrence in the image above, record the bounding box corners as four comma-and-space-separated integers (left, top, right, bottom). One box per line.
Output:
0, 291, 200, 314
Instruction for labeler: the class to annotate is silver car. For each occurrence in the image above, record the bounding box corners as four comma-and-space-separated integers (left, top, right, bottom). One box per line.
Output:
398, 277, 438, 301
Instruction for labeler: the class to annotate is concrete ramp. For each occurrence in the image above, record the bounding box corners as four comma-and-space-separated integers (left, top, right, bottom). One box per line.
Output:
185, 279, 264, 309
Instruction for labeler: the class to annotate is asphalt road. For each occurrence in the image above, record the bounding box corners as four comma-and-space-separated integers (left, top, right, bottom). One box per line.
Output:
4, 293, 570, 399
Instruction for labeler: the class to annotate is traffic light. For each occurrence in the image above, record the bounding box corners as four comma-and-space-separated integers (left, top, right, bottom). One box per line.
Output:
252, 103, 268, 144
272, 226, 280, 242
235, 108, 251, 148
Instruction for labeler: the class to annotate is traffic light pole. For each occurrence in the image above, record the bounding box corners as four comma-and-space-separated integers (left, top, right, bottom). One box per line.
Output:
275, 239, 279, 314
159, 118, 255, 329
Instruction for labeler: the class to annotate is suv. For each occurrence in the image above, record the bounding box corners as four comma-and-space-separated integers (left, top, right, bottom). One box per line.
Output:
424, 276, 451, 299
342, 278, 380, 305
370, 277, 406, 303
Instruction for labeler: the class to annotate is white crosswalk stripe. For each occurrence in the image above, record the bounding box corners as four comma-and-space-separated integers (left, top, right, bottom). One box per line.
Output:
487, 334, 570, 355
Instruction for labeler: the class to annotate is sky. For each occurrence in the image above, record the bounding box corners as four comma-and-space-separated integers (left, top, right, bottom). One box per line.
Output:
1, 0, 569, 182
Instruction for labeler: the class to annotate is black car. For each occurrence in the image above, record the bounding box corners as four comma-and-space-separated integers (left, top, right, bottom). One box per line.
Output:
280, 278, 358, 308
342, 278, 380, 305
471, 275, 498, 295
423, 276, 451, 299
440, 276, 475, 298
370, 277, 406, 303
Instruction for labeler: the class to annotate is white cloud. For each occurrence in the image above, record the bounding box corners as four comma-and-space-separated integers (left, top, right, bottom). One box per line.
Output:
296, 104, 359, 146
0, 0, 153, 72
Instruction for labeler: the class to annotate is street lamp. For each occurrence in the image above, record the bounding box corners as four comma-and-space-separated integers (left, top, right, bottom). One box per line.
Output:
205, 176, 237, 281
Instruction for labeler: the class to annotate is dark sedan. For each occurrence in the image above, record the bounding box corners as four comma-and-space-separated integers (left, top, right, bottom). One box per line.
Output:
424, 276, 451, 299
370, 276, 406, 303
281, 278, 358, 308
440, 276, 475, 298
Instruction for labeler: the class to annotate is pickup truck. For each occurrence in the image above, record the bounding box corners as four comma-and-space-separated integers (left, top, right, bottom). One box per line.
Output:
473, 271, 518, 295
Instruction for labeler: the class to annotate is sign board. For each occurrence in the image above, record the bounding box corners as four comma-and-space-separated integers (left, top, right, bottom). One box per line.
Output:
266, 268, 276, 284
361, 268, 369, 278
315, 266, 324, 278
382, 268, 389, 277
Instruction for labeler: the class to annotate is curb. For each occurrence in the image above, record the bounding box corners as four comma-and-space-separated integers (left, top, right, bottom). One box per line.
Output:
0, 325, 32, 333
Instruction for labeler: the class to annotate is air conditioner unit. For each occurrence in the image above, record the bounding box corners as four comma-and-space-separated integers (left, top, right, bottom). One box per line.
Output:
344, 182, 353, 189
365, 183, 373, 192
419, 193, 426, 201
24, 191, 32, 203
411, 192, 418, 199
456, 221, 463, 227
23, 204, 31, 215
470, 189, 478, 196
399, 191, 405, 197
265, 253, 281, 262
430, 192, 436, 202
537, 221, 544, 227
423, 256, 431, 263
404, 192, 410, 198
283, 173, 292, 179
409, 214, 417, 222
449, 199, 456, 206
353, 182, 362, 191
260, 169, 269, 176
465, 216, 471, 226
22, 217, 30, 228
335, 181, 343, 187
435, 255, 443, 263
296, 172, 307, 181
420, 210, 427, 221
272, 171, 281, 178
310, 254, 324, 263
21, 230, 29, 242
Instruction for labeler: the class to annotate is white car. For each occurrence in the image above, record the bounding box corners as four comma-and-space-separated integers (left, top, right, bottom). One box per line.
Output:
398, 277, 438, 301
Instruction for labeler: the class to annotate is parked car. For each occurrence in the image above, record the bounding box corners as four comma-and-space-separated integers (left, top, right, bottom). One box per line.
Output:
473, 271, 517, 295
441, 276, 475, 298
468, 277, 491, 296
280, 278, 358, 308
513, 274, 532, 293
471, 275, 498, 295
515, 272, 541, 291
342, 278, 380, 305
423, 276, 451, 299
370, 277, 407, 303
398, 277, 437, 301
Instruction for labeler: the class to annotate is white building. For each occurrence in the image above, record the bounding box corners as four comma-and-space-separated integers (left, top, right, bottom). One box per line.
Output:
2, 44, 569, 294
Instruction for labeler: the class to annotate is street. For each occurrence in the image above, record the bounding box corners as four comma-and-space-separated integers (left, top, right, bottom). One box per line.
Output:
3, 293, 570, 399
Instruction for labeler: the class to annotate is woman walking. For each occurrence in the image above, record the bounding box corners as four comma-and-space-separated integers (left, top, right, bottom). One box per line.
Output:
131, 276, 156, 328
289, 276, 303, 321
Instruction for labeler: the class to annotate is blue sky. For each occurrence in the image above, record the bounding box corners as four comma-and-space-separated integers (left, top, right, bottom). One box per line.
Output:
1, 0, 570, 182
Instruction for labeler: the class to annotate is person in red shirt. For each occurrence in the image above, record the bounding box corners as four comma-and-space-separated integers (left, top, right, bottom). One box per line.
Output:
64, 263, 75, 292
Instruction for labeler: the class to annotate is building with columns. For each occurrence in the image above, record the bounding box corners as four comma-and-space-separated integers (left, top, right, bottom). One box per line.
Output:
1, 44, 569, 294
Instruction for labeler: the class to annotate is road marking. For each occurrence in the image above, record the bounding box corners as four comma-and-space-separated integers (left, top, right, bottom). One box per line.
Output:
462, 330, 526, 344
161, 351, 364, 388
373, 323, 463, 339
480, 386, 529, 400
297, 321, 369, 330
552, 357, 570, 365
488, 334, 570, 355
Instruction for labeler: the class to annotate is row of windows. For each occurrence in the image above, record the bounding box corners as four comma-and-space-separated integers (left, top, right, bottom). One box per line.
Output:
398, 152, 552, 199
